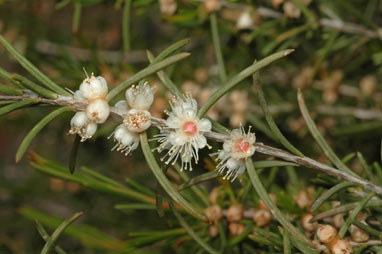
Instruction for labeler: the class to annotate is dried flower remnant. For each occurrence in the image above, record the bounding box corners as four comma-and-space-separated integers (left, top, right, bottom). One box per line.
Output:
205, 205, 223, 223
204, 0, 220, 13
301, 213, 318, 232
317, 224, 338, 244
229, 222, 245, 236
253, 209, 272, 227
159, 0, 177, 16
226, 204, 244, 222
154, 93, 211, 171
214, 126, 256, 181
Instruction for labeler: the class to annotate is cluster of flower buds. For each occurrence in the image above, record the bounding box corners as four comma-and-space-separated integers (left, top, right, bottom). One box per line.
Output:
69, 74, 110, 141
110, 81, 154, 156
316, 224, 353, 254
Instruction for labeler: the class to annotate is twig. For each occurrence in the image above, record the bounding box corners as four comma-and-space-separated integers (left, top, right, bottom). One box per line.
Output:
1, 91, 382, 195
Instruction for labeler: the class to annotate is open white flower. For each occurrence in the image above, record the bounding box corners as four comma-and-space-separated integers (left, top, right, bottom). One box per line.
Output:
110, 124, 140, 156
69, 112, 98, 142
214, 126, 256, 181
154, 94, 211, 171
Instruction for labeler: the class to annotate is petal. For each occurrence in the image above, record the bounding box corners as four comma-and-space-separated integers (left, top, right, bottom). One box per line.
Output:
198, 118, 211, 132
195, 134, 207, 149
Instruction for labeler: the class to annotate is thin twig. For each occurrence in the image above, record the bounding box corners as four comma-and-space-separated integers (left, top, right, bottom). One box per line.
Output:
1, 91, 382, 195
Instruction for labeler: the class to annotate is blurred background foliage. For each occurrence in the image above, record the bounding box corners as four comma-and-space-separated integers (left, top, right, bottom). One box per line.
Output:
1, 0, 382, 253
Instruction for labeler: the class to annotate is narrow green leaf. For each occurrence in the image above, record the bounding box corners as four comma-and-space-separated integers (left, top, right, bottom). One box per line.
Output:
69, 135, 81, 174
0, 35, 70, 96
107, 52, 190, 101
125, 177, 155, 197
198, 49, 294, 118
246, 158, 312, 247
353, 219, 382, 239
140, 132, 207, 221
253, 72, 303, 156
178, 171, 219, 191
72, 1, 82, 33
297, 89, 356, 176
40, 212, 83, 254
122, 0, 132, 53
0, 83, 23, 95
209, 117, 231, 134
373, 162, 382, 185
169, 202, 220, 254
35, 221, 68, 254
156, 181, 165, 218
114, 204, 156, 210
282, 229, 291, 254
154, 38, 190, 63
0, 66, 23, 88
357, 152, 374, 181
339, 192, 375, 237
147, 50, 183, 98
0, 98, 39, 117
12, 74, 58, 99
16, 106, 73, 162
246, 114, 278, 142
311, 199, 382, 222
210, 13, 227, 83
81, 166, 126, 189
311, 182, 359, 212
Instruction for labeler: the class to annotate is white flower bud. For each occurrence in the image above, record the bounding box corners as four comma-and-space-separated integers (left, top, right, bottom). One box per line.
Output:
85, 122, 97, 139
74, 90, 85, 100
301, 213, 318, 232
123, 109, 151, 133
125, 82, 154, 110
237, 12, 254, 30
79, 75, 108, 100
350, 225, 369, 243
70, 112, 88, 129
317, 224, 337, 244
253, 209, 272, 227
330, 239, 353, 254
86, 99, 110, 124
205, 205, 223, 223
110, 124, 140, 156
226, 204, 243, 222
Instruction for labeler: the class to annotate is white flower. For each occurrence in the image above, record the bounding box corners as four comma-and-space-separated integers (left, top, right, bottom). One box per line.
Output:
79, 74, 108, 100
125, 81, 154, 110
69, 112, 98, 142
86, 99, 110, 124
214, 126, 256, 181
110, 124, 140, 156
153, 94, 211, 171
124, 109, 152, 133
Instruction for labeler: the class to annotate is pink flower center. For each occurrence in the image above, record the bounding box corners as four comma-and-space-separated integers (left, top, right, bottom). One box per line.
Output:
235, 138, 250, 153
182, 121, 198, 136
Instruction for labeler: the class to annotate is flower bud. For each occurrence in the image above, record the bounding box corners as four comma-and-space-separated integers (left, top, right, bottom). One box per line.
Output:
208, 224, 219, 238
69, 112, 98, 141
205, 205, 223, 223
86, 99, 110, 124
350, 225, 369, 243
317, 224, 337, 244
237, 11, 254, 30
125, 82, 154, 110
330, 239, 353, 254
79, 75, 108, 100
226, 204, 243, 222
124, 109, 152, 133
253, 209, 272, 227
229, 223, 245, 236
301, 213, 317, 232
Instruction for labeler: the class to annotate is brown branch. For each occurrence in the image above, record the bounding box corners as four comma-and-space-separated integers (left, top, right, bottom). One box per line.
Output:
1, 91, 382, 195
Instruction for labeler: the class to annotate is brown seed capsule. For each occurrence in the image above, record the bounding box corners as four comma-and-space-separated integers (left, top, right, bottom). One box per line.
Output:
226, 204, 244, 222
359, 75, 377, 97
330, 238, 353, 254
229, 222, 245, 236
204, 0, 221, 13
294, 189, 313, 209
332, 214, 345, 229
301, 213, 318, 232
259, 193, 277, 211
350, 224, 370, 243
205, 205, 223, 223
208, 224, 219, 238
317, 224, 338, 244
253, 209, 272, 227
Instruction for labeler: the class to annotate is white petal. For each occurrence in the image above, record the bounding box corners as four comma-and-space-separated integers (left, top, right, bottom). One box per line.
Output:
71, 112, 88, 128
226, 158, 239, 170
114, 100, 128, 111
86, 100, 110, 124
198, 118, 211, 132
195, 134, 207, 149
85, 122, 97, 137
